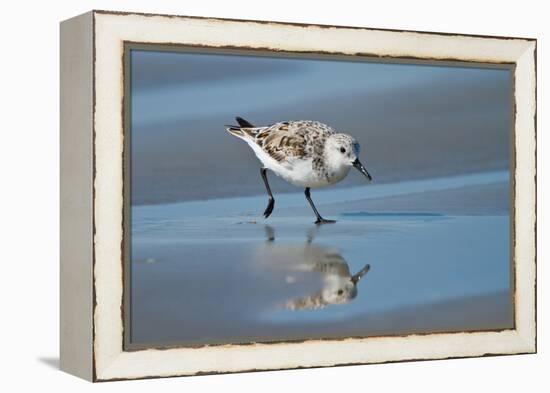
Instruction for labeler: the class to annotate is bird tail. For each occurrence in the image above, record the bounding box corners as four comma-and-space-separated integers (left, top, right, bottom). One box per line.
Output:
235, 116, 255, 128
225, 116, 256, 138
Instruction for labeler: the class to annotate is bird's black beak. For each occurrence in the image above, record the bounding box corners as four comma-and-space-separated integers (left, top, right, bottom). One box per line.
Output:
353, 158, 372, 181
351, 264, 370, 285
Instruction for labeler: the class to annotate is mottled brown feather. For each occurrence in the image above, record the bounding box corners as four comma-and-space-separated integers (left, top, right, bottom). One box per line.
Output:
230, 120, 335, 164
261, 130, 306, 162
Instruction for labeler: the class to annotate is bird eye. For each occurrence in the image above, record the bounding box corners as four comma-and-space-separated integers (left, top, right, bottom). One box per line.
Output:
340, 147, 346, 153
337, 289, 344, 295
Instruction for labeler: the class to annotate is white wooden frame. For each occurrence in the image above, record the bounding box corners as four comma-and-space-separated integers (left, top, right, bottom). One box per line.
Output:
60, 10, 537, 382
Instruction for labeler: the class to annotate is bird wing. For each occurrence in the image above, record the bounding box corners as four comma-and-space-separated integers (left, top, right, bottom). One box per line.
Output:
256, 122, 307, 163
227, 120, 328, 163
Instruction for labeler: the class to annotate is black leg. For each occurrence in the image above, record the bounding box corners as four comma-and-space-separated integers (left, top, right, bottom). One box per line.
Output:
261, 168, 275, 218
304, 187, 335, 224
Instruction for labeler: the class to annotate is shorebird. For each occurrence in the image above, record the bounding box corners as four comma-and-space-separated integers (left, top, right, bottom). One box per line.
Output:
226, 117, 372, 224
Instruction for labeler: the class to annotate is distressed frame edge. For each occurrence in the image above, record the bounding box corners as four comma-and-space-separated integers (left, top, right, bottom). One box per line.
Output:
91, 8, 537, 42
90, 11, 537, 382
512, 40, 537, 353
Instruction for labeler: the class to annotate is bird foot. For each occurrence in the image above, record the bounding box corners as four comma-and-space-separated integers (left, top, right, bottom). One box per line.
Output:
315, 218, 336, 225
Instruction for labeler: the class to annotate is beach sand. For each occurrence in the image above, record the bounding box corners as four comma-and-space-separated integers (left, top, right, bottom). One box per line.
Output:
127, 52, 513, 347
130, 172, 512, 346
130, 56, 511, 205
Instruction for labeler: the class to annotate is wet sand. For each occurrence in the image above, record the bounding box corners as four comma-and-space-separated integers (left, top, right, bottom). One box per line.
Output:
130, 53, 511, 205
128, 52, 513, 347
130, 172, 512, 346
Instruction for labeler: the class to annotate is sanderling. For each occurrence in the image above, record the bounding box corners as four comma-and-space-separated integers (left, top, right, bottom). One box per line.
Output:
226, 117, 372, 223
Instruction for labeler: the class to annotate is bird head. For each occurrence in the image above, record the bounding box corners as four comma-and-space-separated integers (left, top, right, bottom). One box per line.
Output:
325, 134, 372, 181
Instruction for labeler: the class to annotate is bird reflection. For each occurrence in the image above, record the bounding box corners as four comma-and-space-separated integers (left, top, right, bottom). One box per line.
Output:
263, 226, 371, 310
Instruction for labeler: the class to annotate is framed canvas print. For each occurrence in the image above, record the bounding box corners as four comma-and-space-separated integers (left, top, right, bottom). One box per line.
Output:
60, 10, 537, 381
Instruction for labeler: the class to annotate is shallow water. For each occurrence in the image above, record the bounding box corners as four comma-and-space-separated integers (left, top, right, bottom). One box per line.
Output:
130, 173, 512, 346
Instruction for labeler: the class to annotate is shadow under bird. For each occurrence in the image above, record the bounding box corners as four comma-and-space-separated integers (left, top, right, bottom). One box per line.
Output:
226, 117, 373, 224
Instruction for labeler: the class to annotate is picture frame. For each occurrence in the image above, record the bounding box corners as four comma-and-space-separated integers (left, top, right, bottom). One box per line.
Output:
60, 10, 537, 382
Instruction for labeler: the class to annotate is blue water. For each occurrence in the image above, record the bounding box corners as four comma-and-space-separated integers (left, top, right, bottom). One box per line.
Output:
130, 173, 512, 346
